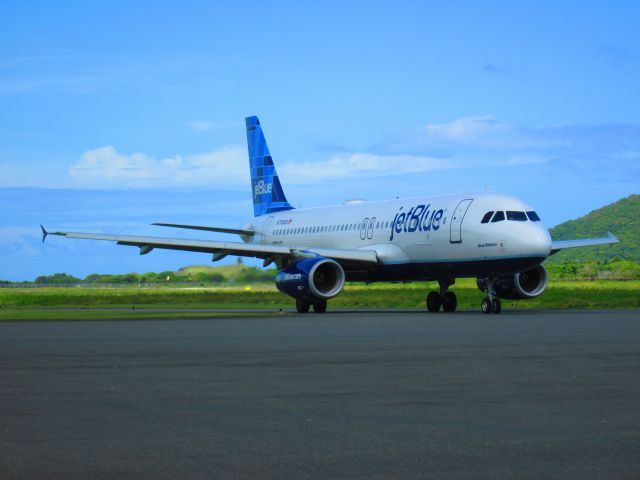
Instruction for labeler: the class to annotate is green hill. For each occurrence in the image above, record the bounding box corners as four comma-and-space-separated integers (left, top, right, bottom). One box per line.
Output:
548, 194, 640, 262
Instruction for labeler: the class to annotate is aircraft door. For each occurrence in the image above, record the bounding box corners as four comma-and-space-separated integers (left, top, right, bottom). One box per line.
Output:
367, 217, 376, 240
261, 216, 275, 243
450, 199, 473, 243
360, 218, 369, 240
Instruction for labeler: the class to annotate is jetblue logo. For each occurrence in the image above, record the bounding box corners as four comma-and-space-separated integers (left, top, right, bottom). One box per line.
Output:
284, 273, 302, 281
390, 204, 444, 241
254, 180, 272, 199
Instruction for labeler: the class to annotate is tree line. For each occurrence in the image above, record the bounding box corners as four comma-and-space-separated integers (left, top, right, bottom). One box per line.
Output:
1, 260, 638, 286
1, 267, 278, 286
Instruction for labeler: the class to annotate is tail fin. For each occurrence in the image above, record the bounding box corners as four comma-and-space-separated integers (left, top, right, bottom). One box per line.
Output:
245, 116, 294, 217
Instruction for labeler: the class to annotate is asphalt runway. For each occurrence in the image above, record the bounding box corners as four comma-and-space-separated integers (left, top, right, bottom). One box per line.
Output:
1, 310, 639, 479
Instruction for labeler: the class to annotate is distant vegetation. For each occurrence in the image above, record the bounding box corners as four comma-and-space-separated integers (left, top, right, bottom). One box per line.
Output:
549, 194, 639, 262
544, 259, 640, 280
3, 265, 278, 287
2, 259, 639, 287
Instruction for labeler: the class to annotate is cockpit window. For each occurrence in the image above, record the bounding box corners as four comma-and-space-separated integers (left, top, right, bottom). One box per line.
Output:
481, 211, 494, 224
491, 211, 505, 223
506, 211, 527, 221
526, 211, 541, 222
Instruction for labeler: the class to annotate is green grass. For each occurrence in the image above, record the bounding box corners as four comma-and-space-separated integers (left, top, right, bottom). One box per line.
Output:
1, 279, 638, 321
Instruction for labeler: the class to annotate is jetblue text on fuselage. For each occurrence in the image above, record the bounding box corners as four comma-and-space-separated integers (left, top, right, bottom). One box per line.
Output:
390, 204, 444, 241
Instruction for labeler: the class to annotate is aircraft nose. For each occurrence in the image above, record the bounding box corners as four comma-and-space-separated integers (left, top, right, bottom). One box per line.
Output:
527, 225, 552, 256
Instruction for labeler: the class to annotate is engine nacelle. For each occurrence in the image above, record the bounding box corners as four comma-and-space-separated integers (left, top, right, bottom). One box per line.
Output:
275, 257, 345, 300
477, 264, 548, 300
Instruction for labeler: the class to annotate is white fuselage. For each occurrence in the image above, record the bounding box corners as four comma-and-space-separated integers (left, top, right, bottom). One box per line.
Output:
244, 192, 552, 282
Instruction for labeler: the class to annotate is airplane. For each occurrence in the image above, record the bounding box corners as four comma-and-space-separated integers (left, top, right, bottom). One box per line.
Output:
42, 116, 619, 314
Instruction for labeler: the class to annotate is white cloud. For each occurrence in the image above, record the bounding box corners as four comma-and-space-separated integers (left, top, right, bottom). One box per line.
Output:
68, 146, 457, 187
423, 116, 508, 143
0, 227, 41, 257
187, 120, 237, 132
53, 117, 640, 189
281, 153, 457, 183
69, 145, 247, 188
504, 154, 550, 166
430, 116, 553, 149
374, 117, 640, 182
188, 121, 215, 132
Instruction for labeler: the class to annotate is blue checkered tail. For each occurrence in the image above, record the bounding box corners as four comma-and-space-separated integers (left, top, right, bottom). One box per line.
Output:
245, 116, 294, 217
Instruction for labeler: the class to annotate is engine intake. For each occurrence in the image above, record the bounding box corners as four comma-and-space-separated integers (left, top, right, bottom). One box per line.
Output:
275, 257, 345, 300
477, 264, 548, 300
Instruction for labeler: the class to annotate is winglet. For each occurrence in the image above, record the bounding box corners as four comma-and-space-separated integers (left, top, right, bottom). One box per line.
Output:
40, 224, 48, 243
607, 231, 619, 243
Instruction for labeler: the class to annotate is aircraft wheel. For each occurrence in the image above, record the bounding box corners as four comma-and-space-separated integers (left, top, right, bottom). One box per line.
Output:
426, 291, 442, 312
442, 292, 457, 312
296, 298, 311, 313
312, 299, 327, 313
491, 298, 502, 314
481, 297, 492, 314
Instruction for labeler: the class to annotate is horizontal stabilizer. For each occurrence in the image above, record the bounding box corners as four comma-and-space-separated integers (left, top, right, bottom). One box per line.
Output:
152, 223, 254, 236
550, 232, 619, 254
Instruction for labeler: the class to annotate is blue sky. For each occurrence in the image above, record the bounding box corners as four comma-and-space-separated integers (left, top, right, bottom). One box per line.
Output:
1, 1, 639, 280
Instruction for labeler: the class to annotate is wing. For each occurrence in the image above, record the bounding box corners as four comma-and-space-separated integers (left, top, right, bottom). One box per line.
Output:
550, 232, 619, 255
40, 226, 378, 267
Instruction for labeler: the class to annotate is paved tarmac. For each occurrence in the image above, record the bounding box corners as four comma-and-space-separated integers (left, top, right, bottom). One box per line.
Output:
1, 310, 639, 479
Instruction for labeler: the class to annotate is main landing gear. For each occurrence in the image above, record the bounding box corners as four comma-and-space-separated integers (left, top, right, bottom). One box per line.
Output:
426, 277, 504, 314
426, 278, 457, 313
296, 298, 327, 314
479, 278, 502, 314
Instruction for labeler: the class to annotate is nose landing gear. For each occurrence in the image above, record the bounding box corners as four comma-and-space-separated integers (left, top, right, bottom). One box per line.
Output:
481, 297, 501, 314
479, 278, 502, 314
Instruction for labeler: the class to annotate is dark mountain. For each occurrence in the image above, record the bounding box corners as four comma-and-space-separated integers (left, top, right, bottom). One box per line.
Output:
549, 194, 639, 262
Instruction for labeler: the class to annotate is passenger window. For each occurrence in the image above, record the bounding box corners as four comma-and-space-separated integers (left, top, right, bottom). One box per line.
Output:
527, 211, 541, 222
491, 211, 505, 223
506, 211, 527, 221
481, 211, 494, 224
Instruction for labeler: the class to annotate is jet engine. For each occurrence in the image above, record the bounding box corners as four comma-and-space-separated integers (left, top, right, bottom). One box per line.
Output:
477, 264, 548, 300
275, 257, 345, 300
